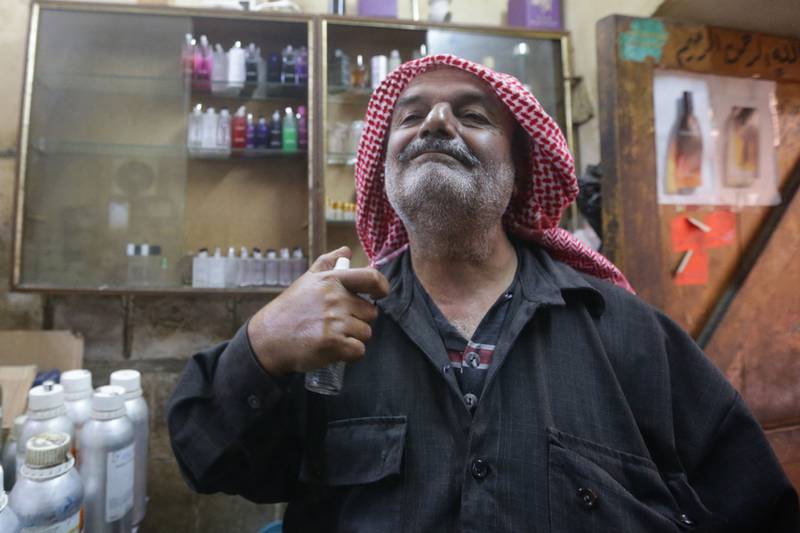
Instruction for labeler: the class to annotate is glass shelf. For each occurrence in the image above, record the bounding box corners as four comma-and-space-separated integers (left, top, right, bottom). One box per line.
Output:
326, 219, 355, 226
326, 152, 356, 165
29, 139, 306, 159
35, 72, 307, 101
189, 147, 307, 159
328, 85, 373, 103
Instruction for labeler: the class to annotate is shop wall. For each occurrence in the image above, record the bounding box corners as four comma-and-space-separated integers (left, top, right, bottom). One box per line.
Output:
0, 0, 660, 531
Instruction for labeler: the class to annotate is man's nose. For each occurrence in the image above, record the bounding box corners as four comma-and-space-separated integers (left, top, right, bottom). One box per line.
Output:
419, 103, 458, 140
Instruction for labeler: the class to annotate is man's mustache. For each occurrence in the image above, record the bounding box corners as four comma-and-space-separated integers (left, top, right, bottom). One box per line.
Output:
396, 138, 480, 168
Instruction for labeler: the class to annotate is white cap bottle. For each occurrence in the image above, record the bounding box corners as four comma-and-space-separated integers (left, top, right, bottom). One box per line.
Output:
389, 49, 401, 72
18, 382, 75, 479
61, 370, 92, 456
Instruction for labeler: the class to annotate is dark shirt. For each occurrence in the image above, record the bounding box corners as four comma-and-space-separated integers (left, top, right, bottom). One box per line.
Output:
167, 241, 799, 532
414, 265, 517, 411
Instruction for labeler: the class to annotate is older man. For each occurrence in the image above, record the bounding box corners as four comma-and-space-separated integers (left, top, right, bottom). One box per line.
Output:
168, 55, 797, 532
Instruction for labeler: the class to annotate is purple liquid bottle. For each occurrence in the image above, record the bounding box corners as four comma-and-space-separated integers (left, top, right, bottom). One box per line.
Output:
255, 116, 269, 148
295, 46, 308, 85
267, 52, 282, 83
246, 113, 255, 149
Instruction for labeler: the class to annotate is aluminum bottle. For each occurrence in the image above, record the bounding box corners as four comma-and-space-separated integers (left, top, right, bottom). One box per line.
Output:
9, 432, 83, 531
61, 368, 92, 464
0, 465, 21, 532
17, 381, 75, 480
80, 385, 135, 533
110, 370, 149, 529
2, 415, 24, 491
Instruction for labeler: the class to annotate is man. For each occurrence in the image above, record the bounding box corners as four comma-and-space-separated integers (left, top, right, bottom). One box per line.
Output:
168, 55, 798, 532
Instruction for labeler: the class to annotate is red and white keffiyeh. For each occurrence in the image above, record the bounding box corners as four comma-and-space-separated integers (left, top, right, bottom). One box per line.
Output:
354, 54, 633, 293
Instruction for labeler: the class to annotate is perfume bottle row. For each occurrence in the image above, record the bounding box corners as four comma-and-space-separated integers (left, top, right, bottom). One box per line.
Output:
187, 104, 307, 154
191, 246, 307, 288
326, 198, 357, 222
182, 34, 308, 93
126, 243, 169, 287
329, 45, 426, 91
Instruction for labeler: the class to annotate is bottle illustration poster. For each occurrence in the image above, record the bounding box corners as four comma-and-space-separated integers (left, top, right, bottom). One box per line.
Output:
653, 71, 779, 206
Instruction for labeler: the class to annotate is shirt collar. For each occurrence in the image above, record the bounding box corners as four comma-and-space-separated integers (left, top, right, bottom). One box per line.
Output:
377, 236, 606, 319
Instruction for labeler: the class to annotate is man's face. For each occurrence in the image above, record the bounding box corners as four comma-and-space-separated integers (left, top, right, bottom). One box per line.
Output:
384, 68, 519, 234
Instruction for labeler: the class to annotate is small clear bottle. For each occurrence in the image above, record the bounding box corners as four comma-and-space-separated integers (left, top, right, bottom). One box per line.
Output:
264, 249, 279, 286
192, 248, 209, 288
281, 46, 296, 84
208, 247, 225, 288
278, 248, 293, 286
224, 247, 238, 288
252, 248, 265, 286
290, 247, 307, 281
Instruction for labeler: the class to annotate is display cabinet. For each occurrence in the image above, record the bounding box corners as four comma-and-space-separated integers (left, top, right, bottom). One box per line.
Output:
13, 1, 572, 293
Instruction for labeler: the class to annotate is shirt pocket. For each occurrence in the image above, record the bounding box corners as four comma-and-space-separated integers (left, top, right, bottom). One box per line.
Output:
547, 427, 717, 533
300, 415, 408, 487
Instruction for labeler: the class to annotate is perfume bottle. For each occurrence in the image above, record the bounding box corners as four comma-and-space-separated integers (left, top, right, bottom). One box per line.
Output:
388, 49, 401, 72
217, 107, 232, 153
330, 49, 351, 88
227, 41, 246, 90
246, 43, 259, 84
665, 91, 703, 195
245, 113, 255, 149
295, 46, 308, 85
723, 106, 759, 188
351, 54, 368, 89
282, 45, 296, 84
231, 106, 247, 149
267, 52, 282, 83
255, 116, 269, 149
182, 34, 195, 77
264, 249, 279, 286
211, 44, 227, 94
194, 35, 212, 89
283, 107, 298, 153
187, 103, 203, 149
201, 107, 218, 150
269, 110, 282, 149
297, 106, 307, 151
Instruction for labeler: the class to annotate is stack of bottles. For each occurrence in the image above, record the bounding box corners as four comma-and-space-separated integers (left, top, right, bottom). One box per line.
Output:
126, 243, 169, 286
182, 33, 308, 96
188, 104, 307, 155
192, 246, 307, 288
330, 47, 427, 91
326, 198, 357, 222
0, 369, 150, 533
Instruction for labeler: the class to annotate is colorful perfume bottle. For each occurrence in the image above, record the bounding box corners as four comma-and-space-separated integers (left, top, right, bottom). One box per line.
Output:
182, 33, 195, 77
255, 116, 269, 149
282, 45, 296, 84
351, 54, 368, 89
269, 110, 282, 149
246, 43, 259, 84
246, 112, 255, 149
665, 91, 703, 195
231, 106, 247, 149
723, 106, 759, 188
282, 107, 298, 152
267, 52, 282, 83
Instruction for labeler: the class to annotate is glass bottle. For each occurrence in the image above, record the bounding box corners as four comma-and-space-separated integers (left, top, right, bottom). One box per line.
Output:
351, 54, 368, 89
723, 106, 759, 188
281, 45, 296, 84
282, 107, 298, 153
295, 46, 308, 85
267, 52, 282, 83
269, 110, 282, 149
255, 116, 269, 149
297, 106, 308, 151
665, 91, 703, 195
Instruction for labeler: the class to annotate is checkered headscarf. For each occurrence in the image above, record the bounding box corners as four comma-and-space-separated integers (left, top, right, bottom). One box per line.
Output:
354, 54, 633, 293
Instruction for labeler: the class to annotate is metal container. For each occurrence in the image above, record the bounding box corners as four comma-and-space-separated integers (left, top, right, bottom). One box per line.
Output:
0, 465, 21, 532
61, 369, 93, 464
79, 385, 135, 533
8, 432, 83, 531
2, 415, 24, 491
111, 369, 149, 528
17, 381, 75, 480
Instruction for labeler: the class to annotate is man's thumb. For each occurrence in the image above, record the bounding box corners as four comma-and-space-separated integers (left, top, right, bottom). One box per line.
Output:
308, 246, 352, 273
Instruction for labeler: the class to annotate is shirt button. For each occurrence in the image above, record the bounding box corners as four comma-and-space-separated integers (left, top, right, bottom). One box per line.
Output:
470, 458, 489, 480
577, 487, 599, 510
465, 351, 480, 368
464, 393, 478, 410
678, 513, 694, 528
247, 394, 261, 409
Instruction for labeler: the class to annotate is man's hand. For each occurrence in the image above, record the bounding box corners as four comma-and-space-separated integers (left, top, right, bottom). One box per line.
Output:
247, 247, 390, 376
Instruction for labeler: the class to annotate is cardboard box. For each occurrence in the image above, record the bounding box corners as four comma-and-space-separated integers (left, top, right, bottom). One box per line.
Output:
0, 330, 84, 430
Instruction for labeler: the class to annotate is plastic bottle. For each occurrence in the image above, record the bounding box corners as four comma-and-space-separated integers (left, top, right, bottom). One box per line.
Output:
252, 248, 265, 286
237, 246, 250, 287
255, 116, 269, 149
201, 106, 218, 150
181, 33, 195, 77
17, 382, 75, 480
295, 46, 308, 85
297, 106, 308, 151
224, 246, 238, 288
370, 54, 388, 90
110, 370, 150, 530
388, 49, 401, 72
209, 247, 225, 288
281, 45, 296, 84
246, 43, 259, 84
264, 249, 278, 285
191, 248, 209, 288
0, 465, 20, 533
9, 433, 82, 532
232, 106, 247, 150
282, 107, 298, 152
278, 247, 293, 286
227, 41, 246, 90
1, 416, 24, 491
217, 107, 232, 153
187, 103, 203, 150
246, 113, 255, 149
291, 247, 306, 281
269, 110, 282, 149
211, 43, 228, 94
79, 386, 135, 533
267, 51, 282, 83
61, 369, 92, 463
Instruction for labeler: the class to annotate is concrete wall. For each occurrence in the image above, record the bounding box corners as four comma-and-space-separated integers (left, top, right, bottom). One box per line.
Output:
0, 0, 661, 531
